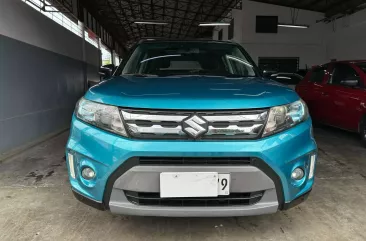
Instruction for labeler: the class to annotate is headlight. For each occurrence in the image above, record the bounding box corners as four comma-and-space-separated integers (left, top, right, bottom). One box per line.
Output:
75, 98, 128, 137
263, 100, 309, 137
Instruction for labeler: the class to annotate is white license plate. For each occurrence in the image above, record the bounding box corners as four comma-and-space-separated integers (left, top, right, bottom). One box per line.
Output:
160, 172, 230, 198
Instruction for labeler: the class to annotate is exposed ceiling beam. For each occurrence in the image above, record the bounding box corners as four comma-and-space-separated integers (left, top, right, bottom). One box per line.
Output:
191, 0, 228, 37
176, 0, 192, 37
169, 0, 179, 38
137, 0, 150, 37
162, 0, 166, 37
79, 0, 128, 49
123, 1, 229, 20
110, 0, 137, 40
248, 0, 323, 12
299, 0, 324, 10
150, 0, 156, 36
183, 0, 206, 38
127, 0, 142, 37
325, 0, 366, 17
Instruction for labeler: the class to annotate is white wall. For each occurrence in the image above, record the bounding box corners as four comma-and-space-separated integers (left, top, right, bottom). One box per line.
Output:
0, 0, 100, 67
325, 8, 366, 61
215, 0, 328, 68
0, 0, 82, 61
214, 1, 366, 67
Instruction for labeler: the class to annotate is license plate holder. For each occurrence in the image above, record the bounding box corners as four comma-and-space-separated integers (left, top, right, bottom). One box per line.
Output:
160, 172, 230, 198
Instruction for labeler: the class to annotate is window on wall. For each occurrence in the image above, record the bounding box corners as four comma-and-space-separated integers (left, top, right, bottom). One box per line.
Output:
258, 57, 299, 73
23, 0, 120, 65
22, 0, 111, 50
101, 44, 112, 66
256, 16, 278, 33
22, 0, 82, 37
218, 29, 223, 40
85, 29, 99, 48
228, 19, 234, 40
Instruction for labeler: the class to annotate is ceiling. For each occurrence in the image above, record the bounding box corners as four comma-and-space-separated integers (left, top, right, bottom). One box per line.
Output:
251, 0, 366, 18
78, 0, 366, 48
81, 0, 241, 47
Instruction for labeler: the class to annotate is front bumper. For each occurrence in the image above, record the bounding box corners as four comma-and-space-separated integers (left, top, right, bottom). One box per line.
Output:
66, 116, 317, 216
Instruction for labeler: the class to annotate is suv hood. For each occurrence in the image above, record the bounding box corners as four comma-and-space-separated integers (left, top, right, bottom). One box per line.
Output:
85, 75, 299, 110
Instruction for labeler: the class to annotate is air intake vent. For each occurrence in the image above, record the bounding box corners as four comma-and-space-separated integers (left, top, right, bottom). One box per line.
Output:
139, 157, 252, 165
125, 191, 264, 207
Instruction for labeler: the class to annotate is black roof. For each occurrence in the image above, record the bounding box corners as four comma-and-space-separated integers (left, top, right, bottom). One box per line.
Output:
138, 38, 236, 44
58, 0, 366, 50
81, 0, 242, 47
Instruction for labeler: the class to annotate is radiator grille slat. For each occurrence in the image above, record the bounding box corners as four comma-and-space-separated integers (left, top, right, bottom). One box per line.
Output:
124, 191, 264, 207
139, 157, 252, 165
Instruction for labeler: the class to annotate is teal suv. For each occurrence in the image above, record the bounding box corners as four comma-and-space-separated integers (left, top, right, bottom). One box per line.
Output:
66, 39, 317, 217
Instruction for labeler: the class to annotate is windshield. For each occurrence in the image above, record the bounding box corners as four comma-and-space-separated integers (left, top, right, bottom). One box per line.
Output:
356, 62, 366, 73
119, 42, 259, 77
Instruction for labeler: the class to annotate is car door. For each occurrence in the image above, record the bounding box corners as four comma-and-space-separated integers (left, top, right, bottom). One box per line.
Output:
323, 63, 365, 131
296, 65, 329, 122
323, 63, 362, 130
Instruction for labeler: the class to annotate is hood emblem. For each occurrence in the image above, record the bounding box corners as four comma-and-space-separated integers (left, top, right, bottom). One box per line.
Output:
182, 115, 208, 138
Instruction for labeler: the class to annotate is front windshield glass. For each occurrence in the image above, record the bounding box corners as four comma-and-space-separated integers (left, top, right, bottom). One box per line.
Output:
120, 42, 258, 77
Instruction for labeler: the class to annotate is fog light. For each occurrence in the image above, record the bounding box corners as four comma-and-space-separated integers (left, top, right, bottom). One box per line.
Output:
291, 168, 305, 180
81, 167, 96, 180
67, 153, 76, 179
309, 154, 316, 179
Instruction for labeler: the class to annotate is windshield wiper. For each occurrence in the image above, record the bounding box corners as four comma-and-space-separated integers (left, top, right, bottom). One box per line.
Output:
224, 74, 255, 78
188, 70, 255, 78
123, 73, 158, 77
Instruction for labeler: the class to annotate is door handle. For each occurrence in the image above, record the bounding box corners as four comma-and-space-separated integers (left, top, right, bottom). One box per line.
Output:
321, 92, 329, 96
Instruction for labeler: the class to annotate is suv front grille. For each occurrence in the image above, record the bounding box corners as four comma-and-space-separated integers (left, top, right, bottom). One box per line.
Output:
121, 108, 268, 140
139, 157, 252, 165
124, 191, 264, 207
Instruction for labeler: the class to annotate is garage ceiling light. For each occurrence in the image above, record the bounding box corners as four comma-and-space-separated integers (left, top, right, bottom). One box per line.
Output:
278, 23, 309, 29
134, 20, 169, 25
199, 22, 231, 26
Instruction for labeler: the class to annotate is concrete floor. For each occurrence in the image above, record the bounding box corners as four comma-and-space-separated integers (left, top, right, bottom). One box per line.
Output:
1, 126, 366, 241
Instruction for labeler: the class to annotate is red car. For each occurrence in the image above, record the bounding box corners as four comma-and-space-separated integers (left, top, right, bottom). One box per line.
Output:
296, 60, 366, 146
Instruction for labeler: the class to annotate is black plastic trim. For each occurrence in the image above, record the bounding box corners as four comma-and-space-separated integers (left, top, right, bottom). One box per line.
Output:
102, 157, 286, 210
282, 189, 312, 210
124, 190, 264, 207
251, 157, 285, 210
103, 157, 140, 209
72, 189, 106, 211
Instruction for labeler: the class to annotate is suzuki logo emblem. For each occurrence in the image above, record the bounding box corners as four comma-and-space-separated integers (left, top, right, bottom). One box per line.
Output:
182, 115, 208, 138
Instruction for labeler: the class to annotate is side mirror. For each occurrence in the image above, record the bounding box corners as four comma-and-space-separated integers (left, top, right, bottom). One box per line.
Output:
340, 77, 360, 87
99, 64, 115, 79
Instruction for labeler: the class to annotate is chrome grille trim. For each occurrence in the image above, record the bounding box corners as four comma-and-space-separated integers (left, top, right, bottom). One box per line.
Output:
122, 111, 188, 122
121, 109, 268, 140
127, 124, 185, 135
203, 114, 265, 122
206, 124, 264, 136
